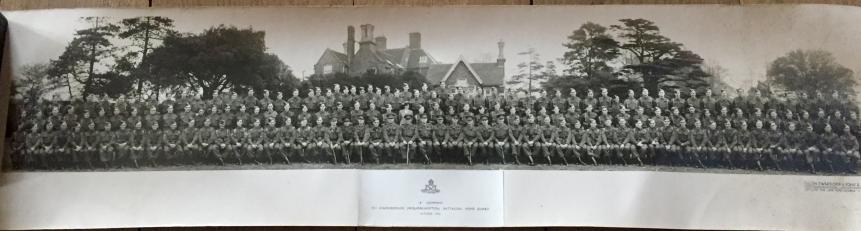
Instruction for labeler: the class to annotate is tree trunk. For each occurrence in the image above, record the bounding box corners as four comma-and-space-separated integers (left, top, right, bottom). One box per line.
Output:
137, 17, 152, 99
202, 86, 215, 100
644, 74, 659, 96
66, 75, 74, 99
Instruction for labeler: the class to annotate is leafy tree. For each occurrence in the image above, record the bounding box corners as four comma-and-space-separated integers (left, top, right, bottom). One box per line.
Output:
702, 60, 732, 92
611, 18, 709, 93
650, 50, 711, 91
542, 60, 559, 80
14, 63, 62, 102
766, 49, 856, 95
47, 17, 119, 98
561, 22, 620, 78
146, 25, 297, 99
506, 48, 546, 92
116, 16, 177, 97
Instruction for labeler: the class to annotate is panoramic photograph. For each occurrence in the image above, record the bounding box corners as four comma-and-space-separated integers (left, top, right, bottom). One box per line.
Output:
3, 7, 860, 175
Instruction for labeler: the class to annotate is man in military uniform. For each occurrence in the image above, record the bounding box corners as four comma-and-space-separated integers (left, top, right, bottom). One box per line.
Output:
179, 118, 200, 165
623, 90, 639, 112
537, 116, 557, 165
639, 89, 654, 111
38, 121, 57, 170
763, 121, 785, 171
126, 121, 145, 168
290, 118, 310, 163
461, 115, 480, 165
701, 89, 717, 112
441, 115, 462, 163
255, 118, 278, 164
818, 124, 839, 173
749, 120, 768, 171
142, 121, 161, 167
398, 115, 418, 164
476, 115, 495, 164
553, 118, 572, 166
585, 119, 604, 165
641, 119, 661, 165
416, 114, 435, 164
487, 115, 510, 165
687, 119, 709, 168
671, 119, 690, 167
583, 89, 598, 113
630, 120, 649, 166
351, 116, 370, 165
277, 116, 296, 164
431, 116, 448, 163
567, 88, 581, 113
227, 119, 247, 165
838, 125, 859, 173
382, 114, 401, 163
367, 117, 385, 164
54, 121, 74, 169
714, 120, 736, 169
160, 121, 184, 166
322, 118, 342, 164
506, 116, 525, 165
197, 118, 217, 165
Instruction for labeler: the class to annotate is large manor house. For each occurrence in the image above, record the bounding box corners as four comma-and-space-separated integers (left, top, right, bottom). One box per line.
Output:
313, 24, 505, 89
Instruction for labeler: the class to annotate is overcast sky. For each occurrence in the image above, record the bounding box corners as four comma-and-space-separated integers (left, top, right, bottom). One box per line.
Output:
4, 5, 861, 91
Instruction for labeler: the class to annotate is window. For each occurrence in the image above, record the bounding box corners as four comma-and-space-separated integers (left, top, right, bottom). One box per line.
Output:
419, 56, 428, 64
323, 65, 333, 74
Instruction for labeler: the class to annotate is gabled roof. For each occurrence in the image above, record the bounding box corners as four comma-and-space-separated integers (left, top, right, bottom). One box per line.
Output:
441, 59, 484, 85
426, 64, 452, 84
425, 58, 504, 87
382, 47, 438, 69
318, 48, 348, 65
468, 62, 505, 86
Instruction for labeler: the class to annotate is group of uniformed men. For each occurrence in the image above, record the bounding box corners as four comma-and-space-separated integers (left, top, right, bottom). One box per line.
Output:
8, 82, 861, 174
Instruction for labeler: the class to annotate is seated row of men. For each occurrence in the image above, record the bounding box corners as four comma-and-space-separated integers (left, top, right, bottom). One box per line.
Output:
11, 108, 859, 174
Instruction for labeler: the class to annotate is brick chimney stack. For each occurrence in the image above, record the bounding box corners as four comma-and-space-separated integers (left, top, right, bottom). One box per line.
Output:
346, 25, 355, 63
409, 32, 421, 49
359, 24, 376, 51
375, 36, 387, 50
497, 40, 506, 67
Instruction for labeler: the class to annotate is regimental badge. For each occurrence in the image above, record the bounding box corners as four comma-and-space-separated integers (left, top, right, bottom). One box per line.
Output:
421, 179, 440, 194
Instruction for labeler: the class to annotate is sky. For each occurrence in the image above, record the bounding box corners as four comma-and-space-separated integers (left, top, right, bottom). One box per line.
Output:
4, 5, 861, 92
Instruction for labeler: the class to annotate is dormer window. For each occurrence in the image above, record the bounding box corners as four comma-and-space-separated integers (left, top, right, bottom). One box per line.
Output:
419, 56, 428, 64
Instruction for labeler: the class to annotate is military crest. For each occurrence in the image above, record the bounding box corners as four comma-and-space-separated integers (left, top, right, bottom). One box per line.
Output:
421, 179, 440, 194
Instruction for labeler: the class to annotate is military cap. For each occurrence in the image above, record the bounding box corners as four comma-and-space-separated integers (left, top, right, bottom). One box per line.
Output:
386, 114, 396, 120
404, 114, 414, 120
435, 115, 444, 121
464, 115, 475, 121
418, 114, 428, 120
356, 115, 366, 121
480, 115, 488, 121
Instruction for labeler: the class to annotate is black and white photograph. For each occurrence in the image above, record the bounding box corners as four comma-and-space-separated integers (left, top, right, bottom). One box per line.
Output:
1, 5, 860, 230
4, 6, 860, 175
